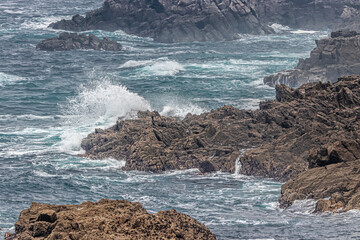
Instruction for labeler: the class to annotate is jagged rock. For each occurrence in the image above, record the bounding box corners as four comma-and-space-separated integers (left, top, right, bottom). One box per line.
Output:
279, 160, 360, 213
81, 76, 360, 185
4, 199, 216, 240
253, 0, 360, 32
264, 32, 360, 88
36, 32, 121, 51
49, 0, 273, 43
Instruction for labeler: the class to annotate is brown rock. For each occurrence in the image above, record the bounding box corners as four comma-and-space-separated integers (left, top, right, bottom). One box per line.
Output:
5, 199, 216, 240
279, 160, 360, 213
81, 76, 360, 183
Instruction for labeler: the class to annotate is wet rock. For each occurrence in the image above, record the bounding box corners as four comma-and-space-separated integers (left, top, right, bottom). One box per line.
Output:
49, 0, 273, 43
264, 32, 360, 88
81, 76, 360, 184
5, 199, 216, 240
36, 32, 121, 51
253, 0, 360, 32
279, 160, 360, 213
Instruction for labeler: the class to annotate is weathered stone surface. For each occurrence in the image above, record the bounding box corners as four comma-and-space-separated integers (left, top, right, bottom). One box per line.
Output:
36, 32, 121, 51
5, 199, 216, 240
279, 160, 360, 213
253, 0, 360, 32
81, 76, 360, 184
49, 0, 273, 43
264, 31, 360, 88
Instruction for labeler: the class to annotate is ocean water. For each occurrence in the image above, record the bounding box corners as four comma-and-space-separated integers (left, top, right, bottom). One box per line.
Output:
1, 0, 360, 239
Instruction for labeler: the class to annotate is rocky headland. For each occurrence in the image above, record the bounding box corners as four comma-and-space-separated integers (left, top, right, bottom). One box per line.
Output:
4, 199, 216, 240
49, 0, 273, 43
264, 31, 360, 88
36, 32, 121, 51
80, 76, 360, 213
253, 0, 360, 32
48, 0, 360, 43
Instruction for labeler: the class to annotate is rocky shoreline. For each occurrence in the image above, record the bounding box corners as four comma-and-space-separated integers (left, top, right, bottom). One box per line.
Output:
48, 0, 360, 43
4, 199, 216, 240
80, 76, 360, 212
264, 30, 360, 88
36, 32, 121, 51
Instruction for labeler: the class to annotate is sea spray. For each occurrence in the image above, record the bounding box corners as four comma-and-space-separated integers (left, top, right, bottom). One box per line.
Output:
58, 80, 151, 153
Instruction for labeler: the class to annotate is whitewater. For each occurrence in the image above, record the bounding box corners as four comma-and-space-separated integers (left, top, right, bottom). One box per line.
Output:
1, 0, 360, 239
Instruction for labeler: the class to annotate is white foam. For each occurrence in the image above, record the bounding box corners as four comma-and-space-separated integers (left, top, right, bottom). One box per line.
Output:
20, 16, 67, 31
160, 103, 206, 118
119, 60, 154, 69
269, 23, 292, 33
0, 72, 21, 87
291, 30, 318, 34
59, 80, 151, 154
141, 60, 185, 76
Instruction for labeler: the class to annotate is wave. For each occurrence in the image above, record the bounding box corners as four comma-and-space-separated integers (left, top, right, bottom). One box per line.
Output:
0, 72, 21, 87
269, 23, 292, 33
119, 60, 154, 69
59, 80, 151, 154
160, 103, 206, 118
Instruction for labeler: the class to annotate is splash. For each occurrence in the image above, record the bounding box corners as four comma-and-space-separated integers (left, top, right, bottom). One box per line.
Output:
59, 80, 151, 153
160, 103, 206, 118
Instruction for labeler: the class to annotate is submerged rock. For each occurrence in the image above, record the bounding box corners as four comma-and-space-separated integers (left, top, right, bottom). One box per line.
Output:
81, 76, 360, 187
264, 31, 360, 88
36, 32, 121, 51
4, 199, 216, 240
49, 0, 273, 43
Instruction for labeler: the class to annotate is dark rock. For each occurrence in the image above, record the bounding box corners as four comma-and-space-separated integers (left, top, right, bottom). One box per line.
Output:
36, 32, 121, 51
80, 76, 360, 185
264, 32, 360, 88
5, 199, 216, 240
253, 0, 360, 32
49, 0, 273, 43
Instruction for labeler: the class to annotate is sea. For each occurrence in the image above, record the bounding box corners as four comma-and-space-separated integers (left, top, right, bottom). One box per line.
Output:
1, 0, 360, 239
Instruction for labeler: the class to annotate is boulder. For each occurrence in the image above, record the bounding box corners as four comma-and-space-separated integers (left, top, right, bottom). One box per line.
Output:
264, 32, 360, 88
80, 76, 360, 185
36, 32, 121, 51
4, 199, 216, 240
49, 0, 273, 43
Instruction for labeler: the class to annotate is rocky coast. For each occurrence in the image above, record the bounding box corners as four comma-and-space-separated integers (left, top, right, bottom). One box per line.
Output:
81, 76, 360, 212
4, 199, 216, 240
36, 32, 121, 51
48, 0, 360, 43
264, 30, 360, 88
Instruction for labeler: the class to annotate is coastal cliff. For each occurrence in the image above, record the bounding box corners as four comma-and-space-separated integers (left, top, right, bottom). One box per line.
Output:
264, 31, 360, 88
4, 199, 216, 240
49, 0, 272, 43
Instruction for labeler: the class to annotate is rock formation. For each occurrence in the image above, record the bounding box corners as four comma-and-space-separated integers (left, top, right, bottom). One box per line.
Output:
49, 0, 273, 43
253, 0, 360, 32
36, 32, 121, 51
48, 0, 360, 43
4, 199, 216, 240
81, 76, 360, 188
264, 31, 360, 88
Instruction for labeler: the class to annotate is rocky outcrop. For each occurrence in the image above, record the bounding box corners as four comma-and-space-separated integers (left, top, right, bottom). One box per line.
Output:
264, 31, 360, 88
49, 0, 273, 43
36, 32, 121, 51
4, 199, 216, 240
253, 0, 360, 32
279, 160, 360, 213
81, 76, 360, 184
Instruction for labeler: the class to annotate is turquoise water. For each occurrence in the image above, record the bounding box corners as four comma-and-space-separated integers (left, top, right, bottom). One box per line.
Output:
1, 1, 360, 239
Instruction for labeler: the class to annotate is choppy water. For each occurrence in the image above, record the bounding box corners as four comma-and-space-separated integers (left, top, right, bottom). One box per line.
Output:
1, 1, 360, 239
